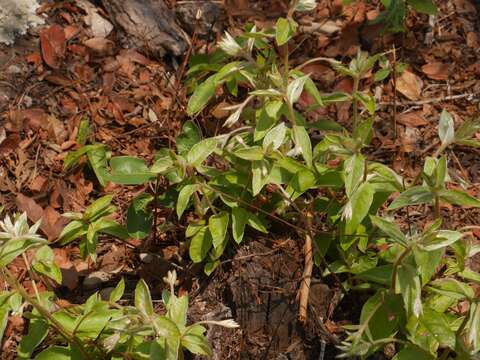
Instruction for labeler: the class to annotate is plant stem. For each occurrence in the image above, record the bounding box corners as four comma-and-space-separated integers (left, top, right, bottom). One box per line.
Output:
434, 193, 441, 220
298, 210, 314, 324
390, 246, 412, 293
392, 45, 398, 140
1, 269, 92, 359
352, 76, 360, 130
21, 253, 41, 303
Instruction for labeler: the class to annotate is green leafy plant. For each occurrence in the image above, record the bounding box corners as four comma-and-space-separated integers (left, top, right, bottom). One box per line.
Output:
0, 210, 237, 359
60, 1, 480, 358
58, 195, 127, 261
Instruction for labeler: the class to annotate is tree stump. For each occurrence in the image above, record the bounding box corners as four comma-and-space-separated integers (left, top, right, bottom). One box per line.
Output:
101, 0, 187, 57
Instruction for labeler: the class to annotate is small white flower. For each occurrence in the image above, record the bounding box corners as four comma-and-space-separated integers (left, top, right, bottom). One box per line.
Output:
201, 319, 240, 328
0, 212, 45, 244
294, 0, 317, 12
219, 32, 243, 57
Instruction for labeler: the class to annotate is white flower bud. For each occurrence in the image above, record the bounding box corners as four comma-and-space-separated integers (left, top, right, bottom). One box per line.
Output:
219, 32, 243, 57
294, 0, 317, 12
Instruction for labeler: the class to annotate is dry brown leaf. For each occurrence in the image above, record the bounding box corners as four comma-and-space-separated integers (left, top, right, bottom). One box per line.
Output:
83, 38, 114, 55
29, 176, 47, 192
396, 70, 423, 100
40, 25, 66, 69
397, 111, 428, 127
53, 248, 79, 290
421, 62, 449, 81
16, 194, 66, 240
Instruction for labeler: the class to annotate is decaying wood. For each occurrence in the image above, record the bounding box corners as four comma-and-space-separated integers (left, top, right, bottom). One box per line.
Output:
101, 0, 187, 57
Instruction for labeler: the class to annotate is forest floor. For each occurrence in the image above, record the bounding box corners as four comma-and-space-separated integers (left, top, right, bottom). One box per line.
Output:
1, 0, 480, 359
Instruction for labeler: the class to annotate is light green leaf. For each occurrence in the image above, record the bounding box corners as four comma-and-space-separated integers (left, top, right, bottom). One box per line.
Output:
208, 212, 229, 250
59, 220, 87, 245
110, 278, 125, 302
439, 189, 480, 208
438, 109, 455, 147
344, 182, 374, 234
17, 317, 49, 359
420, 230, 463, 251
107, 156, 156, 185
187, 75, 217, 115
370, 215, 407, 246
292, 125, 312, 168
287, 75, 309, 104
263, 123, 287, 151
232, 207, 248, 244
419, 307, 456, 348
176, 184, 199, 219
187, 138, 218, 167
135, 279, 154, 317
35, 346, 72, 360
275, 17, 296, 46
189, 227, 213, 263
396, 263, 422, 318
388, 186, 433, 210
234, 146, 265, 161
344, 154, 365, 197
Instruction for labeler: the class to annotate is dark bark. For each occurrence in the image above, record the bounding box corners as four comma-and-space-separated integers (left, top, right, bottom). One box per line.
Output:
101, 0, 187, 57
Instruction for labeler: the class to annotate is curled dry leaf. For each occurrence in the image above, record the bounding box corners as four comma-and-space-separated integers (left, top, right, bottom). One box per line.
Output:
39, 24, 66, 69
421, 62, 449, 81
83, 37, 115, 55
397, 111, 428, 127
396, 70, 423, 101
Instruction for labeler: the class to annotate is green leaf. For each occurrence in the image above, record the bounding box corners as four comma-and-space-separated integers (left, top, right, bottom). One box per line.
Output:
439, 109, 455, 147
0, 239, 42, 268
35, 346, 72, 360
396, 263, 422, 318
419, 307, 456, 348
263, 123, 287, 151
232, 207, 248, 244
246, 212, 268, 233
204, 260, 220, 275
86, 145, 109, 186
407, 0, 437, 15
166, 295, 188, 330
439, 189, 480, 207
189, 227, 213, 263
176, 184, 199, 219
187, 138, 218, 167
290, 169, 316, 193
127, 194, 153, 239
388, 186, 433, 210
185, 221, 206, 238
286, 75, 309, 104
84, 195, 114, 221
370, 215, 407, 246
392, 345, 435, 360
275, 17, 296, 46
181, 334, 212, 356
344, 154, 365, 197
58, 220, 87, 245
208, 212, 229, 250
110, 278, 125, 302
356, 265, 393, 286
234, 146, 265, 161
374, 68, 391, 82
17, 317, 49, 359
427, 278, 474, 300
420, 230, 463, 251
187, 75, 217, 115
177, 121, 201, 156
359, 291, 403, 342
135, 279, 154, 317
292, 125, 312, 168
354, 92, 376, 114
106, 156, 156, 185
32, 247, 62, 284
344, 182, 374, 234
